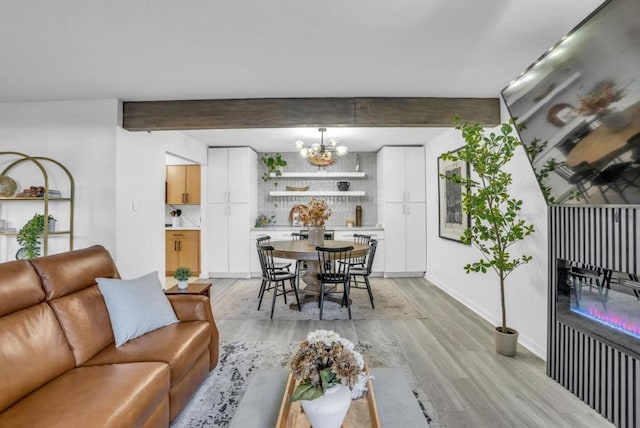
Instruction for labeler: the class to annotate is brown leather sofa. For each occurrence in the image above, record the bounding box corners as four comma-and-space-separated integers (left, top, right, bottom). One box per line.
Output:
0, 245, 219, 427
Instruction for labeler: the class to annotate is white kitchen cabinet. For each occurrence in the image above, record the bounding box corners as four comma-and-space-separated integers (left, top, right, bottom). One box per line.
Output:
206, 147, 256, 277
377, 146, 426, 276
379, 146, 425, 203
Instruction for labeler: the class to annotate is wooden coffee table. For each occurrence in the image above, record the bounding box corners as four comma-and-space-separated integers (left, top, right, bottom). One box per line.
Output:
165, 279, 213, 298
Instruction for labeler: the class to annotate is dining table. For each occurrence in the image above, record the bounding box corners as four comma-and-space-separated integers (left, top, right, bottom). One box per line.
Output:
565, 102, 640, 168
269, 239, 370, 307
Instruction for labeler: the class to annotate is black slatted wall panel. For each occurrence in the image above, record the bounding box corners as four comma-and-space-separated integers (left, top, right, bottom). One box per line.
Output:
549, 206, 640, 427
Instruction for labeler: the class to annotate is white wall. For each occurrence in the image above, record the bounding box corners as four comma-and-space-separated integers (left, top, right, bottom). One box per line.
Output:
424, 124, 549, 359
115, 129, 207, 281
0, 100, 118, 259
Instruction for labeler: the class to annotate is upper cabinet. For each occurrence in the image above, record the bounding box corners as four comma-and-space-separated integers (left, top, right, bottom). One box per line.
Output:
378, 147, 425, 203
166, 165, 201, 205
207, 148, 254, 204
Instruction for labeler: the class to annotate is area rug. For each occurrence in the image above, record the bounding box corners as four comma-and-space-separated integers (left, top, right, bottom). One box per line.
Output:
171, 340, 442, 428
212, 277, 424, 320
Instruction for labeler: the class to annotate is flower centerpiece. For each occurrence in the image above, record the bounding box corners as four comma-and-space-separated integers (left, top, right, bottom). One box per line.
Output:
298, 198, 332, 246
289, 330, 371, 428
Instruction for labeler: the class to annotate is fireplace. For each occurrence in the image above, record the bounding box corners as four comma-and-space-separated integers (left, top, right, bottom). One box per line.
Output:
557, 259, 640, 359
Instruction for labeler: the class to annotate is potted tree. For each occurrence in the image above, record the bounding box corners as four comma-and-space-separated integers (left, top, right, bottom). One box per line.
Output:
174, 266, 192, 290
440, 119, 535, 356
16, 213, 57, 259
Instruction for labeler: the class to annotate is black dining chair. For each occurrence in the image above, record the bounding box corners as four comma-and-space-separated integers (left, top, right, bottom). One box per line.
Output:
348, 239, 377, 308
256, 235, 292, 298
316, 245, 353, 320
257, 245, 301, 318
348, 233, 371, 268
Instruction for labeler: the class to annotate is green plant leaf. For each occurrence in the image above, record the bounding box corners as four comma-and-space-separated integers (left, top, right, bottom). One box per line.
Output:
291, 380, 323, 401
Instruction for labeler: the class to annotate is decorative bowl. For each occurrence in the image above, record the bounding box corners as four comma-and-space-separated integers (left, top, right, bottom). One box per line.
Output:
286, 185, 309, 191
0, 176, 17, 197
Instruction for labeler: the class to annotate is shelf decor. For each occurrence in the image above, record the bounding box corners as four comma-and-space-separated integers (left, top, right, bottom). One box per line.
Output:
0, 152, 74, 258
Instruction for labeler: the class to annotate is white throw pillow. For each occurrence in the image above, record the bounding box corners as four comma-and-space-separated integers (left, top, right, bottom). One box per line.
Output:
97, 271, 179, 347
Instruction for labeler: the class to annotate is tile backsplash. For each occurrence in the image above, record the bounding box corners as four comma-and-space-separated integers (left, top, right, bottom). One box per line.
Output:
257, 152, 378, 227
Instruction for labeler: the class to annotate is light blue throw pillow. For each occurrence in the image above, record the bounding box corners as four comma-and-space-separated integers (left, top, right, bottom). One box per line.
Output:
97, 271, 179, 347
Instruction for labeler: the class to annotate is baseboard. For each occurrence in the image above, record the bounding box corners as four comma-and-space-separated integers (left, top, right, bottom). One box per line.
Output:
424, 273, 546, 360
209, 272, 251, 279
384, 272, 426, 278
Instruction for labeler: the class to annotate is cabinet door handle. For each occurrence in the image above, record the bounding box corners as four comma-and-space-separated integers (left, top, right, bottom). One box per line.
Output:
185, 193, 189, 203
406, 204, 411, 215
174, 241, 177, 251
178, 240, 182, 251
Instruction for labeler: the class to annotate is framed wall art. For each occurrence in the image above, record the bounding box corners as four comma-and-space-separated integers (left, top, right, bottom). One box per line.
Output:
438, 150, 470, 243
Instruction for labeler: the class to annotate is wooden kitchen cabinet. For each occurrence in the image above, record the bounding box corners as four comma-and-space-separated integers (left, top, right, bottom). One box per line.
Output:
166, 165, 201, 205
165, 230, 200, 276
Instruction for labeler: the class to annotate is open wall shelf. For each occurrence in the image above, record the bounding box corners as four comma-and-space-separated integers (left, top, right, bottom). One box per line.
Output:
270, 172, 366, 178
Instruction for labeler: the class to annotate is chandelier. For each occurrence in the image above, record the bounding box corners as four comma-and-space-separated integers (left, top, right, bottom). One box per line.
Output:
295, 128, 348, 161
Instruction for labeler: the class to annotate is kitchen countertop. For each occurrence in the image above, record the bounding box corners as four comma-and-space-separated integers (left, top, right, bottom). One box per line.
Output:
165, 226, 200, 231
251, 225, 383, 231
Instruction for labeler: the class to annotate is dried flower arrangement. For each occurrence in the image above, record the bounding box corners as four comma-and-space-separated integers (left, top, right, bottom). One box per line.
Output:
290, 330, 371, 401
577, 80, 624, 116
298, 198, 332, 227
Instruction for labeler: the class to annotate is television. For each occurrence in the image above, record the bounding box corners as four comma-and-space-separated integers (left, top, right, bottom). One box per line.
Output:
501, 0, 640, 205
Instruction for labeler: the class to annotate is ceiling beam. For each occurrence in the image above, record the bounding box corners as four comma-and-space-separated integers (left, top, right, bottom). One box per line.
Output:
122, 97, 500, 131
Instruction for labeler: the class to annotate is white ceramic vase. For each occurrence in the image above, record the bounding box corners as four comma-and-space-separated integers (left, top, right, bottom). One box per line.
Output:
301, 384, 351, 428
178, 279, 189, 290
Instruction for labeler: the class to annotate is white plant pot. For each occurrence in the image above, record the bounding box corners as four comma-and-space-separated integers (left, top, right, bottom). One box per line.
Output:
177, 279, 189, 290
301, 384, 351, 428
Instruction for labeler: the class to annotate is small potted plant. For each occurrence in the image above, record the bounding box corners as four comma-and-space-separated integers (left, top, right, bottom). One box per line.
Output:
174, 266, 192, 290
440, 119, 535, 356
16, 213, 56, 259
261, 153, 287, 184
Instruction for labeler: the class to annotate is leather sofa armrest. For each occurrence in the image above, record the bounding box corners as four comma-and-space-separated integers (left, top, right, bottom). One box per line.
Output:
167, 295, 219, 371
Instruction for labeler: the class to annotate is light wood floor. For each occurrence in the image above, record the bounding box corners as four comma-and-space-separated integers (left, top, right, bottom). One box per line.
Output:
209, 277, 613, 427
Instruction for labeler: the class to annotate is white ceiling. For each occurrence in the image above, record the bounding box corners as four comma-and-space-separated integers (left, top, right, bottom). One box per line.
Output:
0, 0, 603, 150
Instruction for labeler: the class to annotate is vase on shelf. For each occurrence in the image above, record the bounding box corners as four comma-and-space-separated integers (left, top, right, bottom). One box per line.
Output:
308, 226, 325, 246
300, 384, 352, 428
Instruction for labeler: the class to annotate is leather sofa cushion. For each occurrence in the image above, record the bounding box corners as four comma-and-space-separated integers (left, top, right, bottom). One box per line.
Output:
84, 321, 211, 385
31, 245, 119, 301
0, 362, 170, 428
0, 303, 75, 412
0, 260, 44, 316
48, 285, 115, 366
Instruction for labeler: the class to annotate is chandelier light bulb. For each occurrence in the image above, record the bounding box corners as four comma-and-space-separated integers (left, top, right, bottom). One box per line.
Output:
336, 145, 348, 156
295, 140, 305, 150
311, 143, 321, 154
328, 138, 339, 148
299, 148, 309, 158
322, 151, 332, 160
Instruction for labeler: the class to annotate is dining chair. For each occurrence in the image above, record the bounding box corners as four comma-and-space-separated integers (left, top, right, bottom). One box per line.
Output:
256, 235, 292, 271
567, 263, 612, 310
257, 245, 301, 318
316, 245, 353, 320
348, 233, 371, 268
290, 232, 307, 286
256, 235, 292, 299
348, 239, 377, 308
